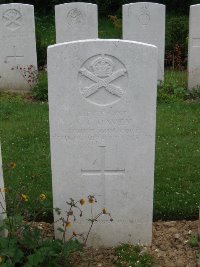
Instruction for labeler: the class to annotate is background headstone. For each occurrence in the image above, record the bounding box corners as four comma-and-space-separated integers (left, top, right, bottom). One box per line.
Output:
0, 144, 7, 237
48, 39, 157, 247
0, 3, 38, 92
188, 4, 200, 90
55, 2, 98, 43
123, 2, 165, 82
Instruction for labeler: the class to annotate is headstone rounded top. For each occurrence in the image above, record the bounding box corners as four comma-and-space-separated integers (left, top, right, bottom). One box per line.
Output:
1, 3, 33, 8
55, 2, 98, 43
0, 2, 37, 92
123, 2, 165, 7
48, 39, 157, 51
190, 4, 200, 8
55, 2, 97, 8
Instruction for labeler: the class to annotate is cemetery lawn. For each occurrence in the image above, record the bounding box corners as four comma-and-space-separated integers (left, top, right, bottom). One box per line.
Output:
0, 93, 52, 220
1, 78, 200, 222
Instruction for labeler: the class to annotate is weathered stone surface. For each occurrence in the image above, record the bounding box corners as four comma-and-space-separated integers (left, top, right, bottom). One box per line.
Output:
188, 4, 200, 90
123, 2, 165, 82
55, 2, 98, 43
0, 3, 38, 92
0, 144, 7, 237
48, 39, 157, 247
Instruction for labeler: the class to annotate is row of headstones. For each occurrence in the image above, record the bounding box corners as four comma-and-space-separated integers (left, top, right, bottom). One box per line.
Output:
1, 2, 200, 92
0, 2, 158, 246
0, 2, 199, 246
1, 2, 164, 92
0, 39, 158, 246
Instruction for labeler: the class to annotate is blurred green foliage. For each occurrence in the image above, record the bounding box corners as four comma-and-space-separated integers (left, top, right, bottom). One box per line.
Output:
1, 0, 200, 16
0, 0, 195, 68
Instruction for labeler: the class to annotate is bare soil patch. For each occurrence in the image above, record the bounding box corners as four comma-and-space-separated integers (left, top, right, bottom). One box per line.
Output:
38, 220, 200, 266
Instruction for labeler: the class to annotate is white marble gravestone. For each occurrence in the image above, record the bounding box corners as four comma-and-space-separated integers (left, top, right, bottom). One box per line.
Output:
123, 2, 165, 82
55, 2, 98, 43
188, 5, 200, 90
0, 3, 38, 92
0, 144, 7, 237
48, 39, 157, 247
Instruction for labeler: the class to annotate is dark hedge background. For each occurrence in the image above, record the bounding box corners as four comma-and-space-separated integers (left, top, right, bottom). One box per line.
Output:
0, 0, 195, 68
0, 0, 200, 16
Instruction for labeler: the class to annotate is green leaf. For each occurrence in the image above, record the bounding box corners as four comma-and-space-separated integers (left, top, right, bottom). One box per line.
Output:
57, 227, 65, 233
27, 252, 44, 267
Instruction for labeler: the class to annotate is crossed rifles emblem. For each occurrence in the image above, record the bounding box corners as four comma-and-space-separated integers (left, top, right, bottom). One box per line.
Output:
80, 56, 127, 98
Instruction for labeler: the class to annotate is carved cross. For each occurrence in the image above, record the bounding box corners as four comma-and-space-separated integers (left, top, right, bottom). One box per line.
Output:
81, 146, 125, 206
4, 46, 24, 66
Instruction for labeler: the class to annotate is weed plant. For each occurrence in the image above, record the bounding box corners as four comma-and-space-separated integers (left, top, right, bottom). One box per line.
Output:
0, 181, 112, 266
115, 244, 155, 267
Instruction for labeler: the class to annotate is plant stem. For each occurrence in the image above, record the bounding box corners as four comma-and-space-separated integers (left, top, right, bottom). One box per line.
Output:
84, 221, 94, 245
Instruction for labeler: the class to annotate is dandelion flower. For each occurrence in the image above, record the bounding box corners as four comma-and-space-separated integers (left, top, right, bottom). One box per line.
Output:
102, 208, 107, 214
88, 196, 95, 204
39, 193, 46, 201
20, 194, 28, 202
80, 198, 86, 205
8, 162, 16, 169
0, 188, 7, 193
66, 222, 72, 228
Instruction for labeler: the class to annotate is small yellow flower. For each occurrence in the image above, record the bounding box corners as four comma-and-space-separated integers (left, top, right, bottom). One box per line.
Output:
0, 188, 7, 193
39, 193, 46, 201
0, 256, 3, 263
20, 194, 28, 202
66, 222, 72, 228
88, 196, 95, 204
102, 208, 107, 214
79, 198, 86, 205
8, 162, 16, 169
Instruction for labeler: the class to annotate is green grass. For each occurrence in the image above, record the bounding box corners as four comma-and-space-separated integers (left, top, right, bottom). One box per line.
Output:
164, 70, 187, 86
157, 70, 187, 103
99, 17, 121, 39
155, 102, 200, 220
0, 93, 52, 220
1, 10, 200, 223
115, 244, 155, 267
1, 71, 200, 221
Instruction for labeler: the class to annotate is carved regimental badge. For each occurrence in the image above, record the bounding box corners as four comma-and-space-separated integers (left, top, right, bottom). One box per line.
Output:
79, 54, 128, 106
138, 4, 150, 27
3, 9, 22, 30
67, 8, 83, 25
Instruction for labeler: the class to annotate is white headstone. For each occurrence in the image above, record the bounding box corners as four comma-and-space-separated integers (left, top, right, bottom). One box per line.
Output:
0, 3, 38, 92
55, 2, 98, 43
0, 144, 7, 237
48, 39, 157, 247
188, 4, 200, 90
123, 2, 165, 82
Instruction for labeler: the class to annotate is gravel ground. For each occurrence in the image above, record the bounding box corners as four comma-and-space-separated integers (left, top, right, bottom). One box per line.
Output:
37, 220, 200, 266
